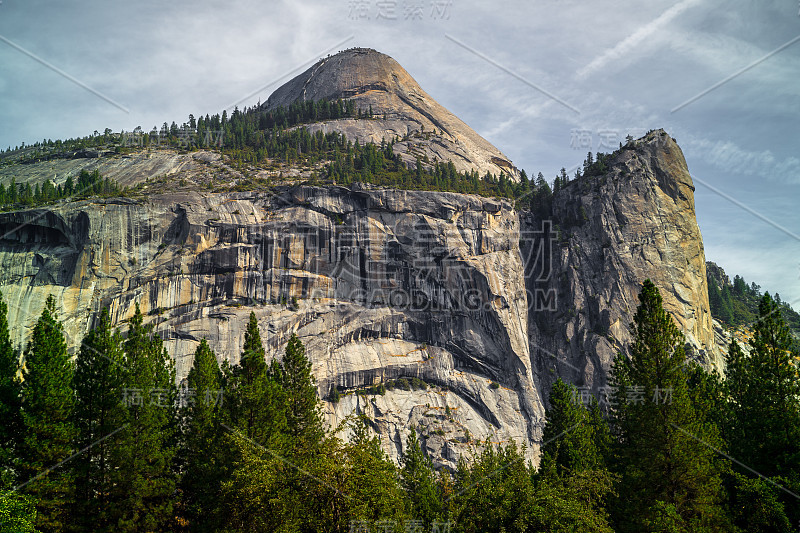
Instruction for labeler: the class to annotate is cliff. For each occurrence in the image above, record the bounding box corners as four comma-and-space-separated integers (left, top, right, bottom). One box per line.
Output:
0, 130, 720, 468
525, 130, 722, 399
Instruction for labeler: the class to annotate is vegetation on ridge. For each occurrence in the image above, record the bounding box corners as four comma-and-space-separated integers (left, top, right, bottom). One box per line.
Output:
0, 99, 633, 214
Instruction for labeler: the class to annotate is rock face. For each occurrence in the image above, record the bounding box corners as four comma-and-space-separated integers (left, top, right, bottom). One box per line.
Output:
264, 48, 519, 180
0, 185, 539, 468
0, 130, 720, 469
706, 261, 733, 292
524, 130, 722, 398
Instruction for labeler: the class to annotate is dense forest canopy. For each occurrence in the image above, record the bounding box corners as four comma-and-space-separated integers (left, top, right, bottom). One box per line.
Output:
2, 282, 799, 531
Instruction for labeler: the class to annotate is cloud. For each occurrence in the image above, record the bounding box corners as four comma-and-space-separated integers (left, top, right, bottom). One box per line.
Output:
576, 0, 702, 80
686, 136, 800, 184
705, 240, 800, 305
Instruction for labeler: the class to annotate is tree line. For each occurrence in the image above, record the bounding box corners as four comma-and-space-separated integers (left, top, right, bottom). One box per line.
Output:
0, 170, 121, 211
708, 269, 800, 335
1, 98, 578, 212
1, 279, 798, 532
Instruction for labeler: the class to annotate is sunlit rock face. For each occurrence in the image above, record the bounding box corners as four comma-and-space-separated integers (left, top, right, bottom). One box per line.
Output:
0, 130, 720, 468
525, 129, 722, 401
0, 185, 539, 468
265, 47, 520, 181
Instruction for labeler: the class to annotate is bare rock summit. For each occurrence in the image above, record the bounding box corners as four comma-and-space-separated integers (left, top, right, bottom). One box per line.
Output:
264, 47, 520, 180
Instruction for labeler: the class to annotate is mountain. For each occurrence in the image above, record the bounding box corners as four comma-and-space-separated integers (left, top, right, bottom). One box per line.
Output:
0, 51, 722, 468
525, 131, 723, 399
264, 47, 519, 180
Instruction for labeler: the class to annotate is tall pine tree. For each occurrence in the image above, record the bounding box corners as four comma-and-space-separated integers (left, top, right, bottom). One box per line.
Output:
610, 280, 728, 532
226, 312, 286, 447
106, 304, 177, 532
400, 427, 442, 525
0, 292, 21, 489
281, 333, 323, 454
540, 378, 609, 477
179, 339, 226, 532
70, 308, 125, 533
18, 296, 76, 532
723, 293, 800, 528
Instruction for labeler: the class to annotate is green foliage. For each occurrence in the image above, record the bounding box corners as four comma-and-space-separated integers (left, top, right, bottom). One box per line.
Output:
722, 293, 800, 526
540, 378, 608, 476
582, 151, 612, 177
336, 417, 407, 525
328, 384, 341, 403
0, 170, 121, 210
400, 428, 442, 525
610, 280, 728, 532
227, 312, 286, 447
0, 292, 21, 488
724, 294, 800, 477
527, 471, 616, 533
18, 296, 76, 532
452, 439, 615, 532
9, 279, 799, 530
451, 442, 531, 531
216, 429, 299, 531
106, 304, 177, 532
70, 308, 125, 532
179, 339, 226, 532
707, 269, 800, 341
728, 472, 792, 533
281, 333, 324, 454
0, 491, 39, 533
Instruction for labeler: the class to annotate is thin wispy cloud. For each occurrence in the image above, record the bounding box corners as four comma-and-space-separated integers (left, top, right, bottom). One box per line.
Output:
687, 136, 800, 184
576, 0, 702, 80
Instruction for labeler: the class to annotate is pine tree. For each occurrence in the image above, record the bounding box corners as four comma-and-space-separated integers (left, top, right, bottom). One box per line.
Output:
452, 441, 534, 531
179, 339, 226, 532
540, 378, 608, 477
723, 293, 800, 527
537, 379, 616, 531
18, 296, 76, 532
227, 312, 286, 447
281, 333, 323, 454
400, 427, 441, 525
610, 280, 727, 532
339, 417, 406, 524
728, 471, 792, 533
740, 293, 800, 475
0, 292, 21, 489
70, 308, 125, 533
216, 330, 329, 532
106, 304, 177, 532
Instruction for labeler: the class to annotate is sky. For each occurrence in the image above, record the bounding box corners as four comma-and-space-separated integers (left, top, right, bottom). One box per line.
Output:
1, 0, 798, 304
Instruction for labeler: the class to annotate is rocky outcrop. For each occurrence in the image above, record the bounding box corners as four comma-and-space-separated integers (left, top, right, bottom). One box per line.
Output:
524, 130, 722, 398
265, 48, 519, 180
706, 261, 732, 291
0, 130, 719, 468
